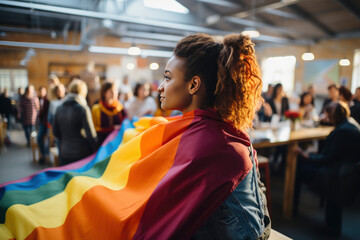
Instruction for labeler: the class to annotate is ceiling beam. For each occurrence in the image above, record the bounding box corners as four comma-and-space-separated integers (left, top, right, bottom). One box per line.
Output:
0, 0, 226, 35
0, 40, 82, 51
206, 0, 299, 25
232, 0, 300, 19
333, 0, 360, 19
287, 5, 335, 36
262, 9, 301, 20
0, 0, 302, 45
195, 0, 243, 8
224, 17, 310, 36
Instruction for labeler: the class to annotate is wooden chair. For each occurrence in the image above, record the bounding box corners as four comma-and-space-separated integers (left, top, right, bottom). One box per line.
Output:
50, 146, 59, 167
258, 155, 272, 215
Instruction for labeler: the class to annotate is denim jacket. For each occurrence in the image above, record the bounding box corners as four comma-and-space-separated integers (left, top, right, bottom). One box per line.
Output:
192, 146, 270, 240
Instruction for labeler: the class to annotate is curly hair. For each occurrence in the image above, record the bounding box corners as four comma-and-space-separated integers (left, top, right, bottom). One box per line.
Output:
174, 33, 262, 130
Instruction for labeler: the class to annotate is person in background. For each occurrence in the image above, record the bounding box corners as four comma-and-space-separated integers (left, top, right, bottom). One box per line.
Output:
352, 87, 360, 105
268, 83, 289, 121
339, 86, 352, 107
125, 82, 157, 120
350, 87, 360, 125
92, 81, 126, 146
0, 89, 12, 130
47, 84, 66, 126
14, 87, 24, 123
295, 101, 360, 236
47, 74, 60, 101
20, 85, 39, 147
80, 61, 100, 107
37, 86, 50, 164
53, 79, 97, 166
321, 84, 339, 114
262, 84, 273, 103
299, 91, 318, 121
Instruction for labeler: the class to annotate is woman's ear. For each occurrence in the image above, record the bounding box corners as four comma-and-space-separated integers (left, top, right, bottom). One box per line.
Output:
189, 76, 201, 95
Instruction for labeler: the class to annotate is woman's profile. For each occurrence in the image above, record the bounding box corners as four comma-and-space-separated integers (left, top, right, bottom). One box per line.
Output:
157, 33, 270, 239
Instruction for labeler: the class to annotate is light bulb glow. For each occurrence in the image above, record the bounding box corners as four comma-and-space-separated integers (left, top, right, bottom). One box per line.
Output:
339, 59, 350, 66
302, 52, 314, 61
126, 63, 135, 70
128, 47, 141, 56
150, 62, 159, 70
241, 28, 260, 38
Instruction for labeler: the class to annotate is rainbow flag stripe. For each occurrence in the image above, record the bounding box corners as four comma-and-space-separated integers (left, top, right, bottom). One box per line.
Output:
0, 109, 253, 240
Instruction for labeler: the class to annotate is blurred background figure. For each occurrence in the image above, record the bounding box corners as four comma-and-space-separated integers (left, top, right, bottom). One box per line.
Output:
125, 83, 157, 120
47, 84, 66, 126
339, 86, 352, 107
0, 89, 12, 131
268, 83, 289, 122
37, 86, 49, 164
92, 81, 126, 146
350, 87, 360, 125
20, 85, 39, 147
47, 74, 60, 101
80, 61, 100, 107
53, 79, 97, 166
119, 75, 133, 104
299, 91, 318, 121
295, 101, 360, 237
262, 84, 273, 103
321, 84, 339, 114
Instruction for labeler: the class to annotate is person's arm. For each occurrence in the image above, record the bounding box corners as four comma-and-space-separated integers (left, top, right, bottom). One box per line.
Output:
81, 107, 97, 152
91, 104, 102, 132
52, 108, 61, 140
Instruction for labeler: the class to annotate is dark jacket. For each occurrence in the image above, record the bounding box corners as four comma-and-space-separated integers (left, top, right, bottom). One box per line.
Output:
309, 120, 360, 205
53, 94, 97, 165
268, 97, 289, 120
38, 96, 49, 125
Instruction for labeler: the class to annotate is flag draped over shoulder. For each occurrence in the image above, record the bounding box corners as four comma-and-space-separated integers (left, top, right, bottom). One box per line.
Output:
0, 109, 253, 240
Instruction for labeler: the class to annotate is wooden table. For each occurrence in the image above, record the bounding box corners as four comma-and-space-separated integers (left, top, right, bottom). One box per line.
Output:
252, 125, 333, 219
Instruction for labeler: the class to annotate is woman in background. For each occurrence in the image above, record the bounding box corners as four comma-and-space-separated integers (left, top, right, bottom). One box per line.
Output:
268, 83, 289, 121
299, 91, 318, 121
92, 81, 126, 146
125, 83, 157, 120
53, 79, 97, 166
20, 85, 39, 147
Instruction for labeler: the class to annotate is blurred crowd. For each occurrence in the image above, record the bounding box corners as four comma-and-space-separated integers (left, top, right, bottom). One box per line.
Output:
0, 74, 180, 166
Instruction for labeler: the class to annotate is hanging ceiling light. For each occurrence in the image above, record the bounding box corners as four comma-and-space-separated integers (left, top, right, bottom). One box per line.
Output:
241, 27, 260, 38
128, 46, 141, 56
302, 52, 315, 61
339, 59, 350, 66
150, 63, 159, 70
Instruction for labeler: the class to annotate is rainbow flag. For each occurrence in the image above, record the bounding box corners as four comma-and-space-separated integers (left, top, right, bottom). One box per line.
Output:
0, 109, 253, 240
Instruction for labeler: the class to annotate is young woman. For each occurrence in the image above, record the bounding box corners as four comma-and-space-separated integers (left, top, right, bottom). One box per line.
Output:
92, 81, 126, 146
268, 83, 289, 121
125, 82, 157, 120
158, 33, 270, 239
299, 91, 317, 121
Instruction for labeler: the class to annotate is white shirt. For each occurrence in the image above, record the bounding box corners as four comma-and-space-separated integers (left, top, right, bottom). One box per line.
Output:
125, 96, 157, 120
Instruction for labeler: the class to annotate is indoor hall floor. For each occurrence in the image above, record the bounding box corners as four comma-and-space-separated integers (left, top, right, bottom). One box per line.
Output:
0, 128, 359, 239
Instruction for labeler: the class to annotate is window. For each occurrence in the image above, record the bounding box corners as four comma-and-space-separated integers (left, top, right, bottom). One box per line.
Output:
351, 49, 360, 93
0, 69, 28, 93
261, 56, 296, 93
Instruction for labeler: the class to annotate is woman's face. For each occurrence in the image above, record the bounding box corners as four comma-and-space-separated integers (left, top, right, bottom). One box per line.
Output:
158, 56, 192, 112
303, 94, 312, 105
137, 84, 150, 100
105, 86, 118, 103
